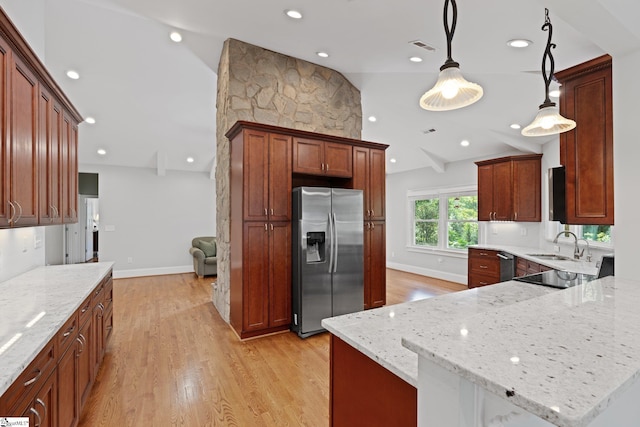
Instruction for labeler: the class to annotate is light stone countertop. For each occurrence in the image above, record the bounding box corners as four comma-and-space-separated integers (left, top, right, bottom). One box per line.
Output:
322, 280, 556, 387
469, 244, 600, 276
402, 276, 640, 427
0, 262, 114, 396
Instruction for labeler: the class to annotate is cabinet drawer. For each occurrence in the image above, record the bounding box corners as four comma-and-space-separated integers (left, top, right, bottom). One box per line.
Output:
469, 256, 500, 277
104, 276, 114, 310
79, 294, 92, 327
526, 260, 541, 275
57, 311, 79, 359
469, 272, 500, 288
0, 340, 56, 414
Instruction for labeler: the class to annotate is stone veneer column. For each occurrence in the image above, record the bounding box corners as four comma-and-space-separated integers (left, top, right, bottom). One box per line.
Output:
214, 38, 362, 322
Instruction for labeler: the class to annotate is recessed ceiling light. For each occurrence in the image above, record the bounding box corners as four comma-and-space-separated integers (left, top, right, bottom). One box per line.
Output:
66, 70, 80, 80
390, 158, 397, 163
186, 157, 195, 163
97, 149, 106, 156
549, 89, 560, 98
316, 51, 329, 58
169, 31, 182, 43
510, 123, 522, 130
85, 117, 96, 124
460, 140, 470, 147
507, 39, 532, 48
285, 9, 302, 19
409, 56, 423, 63
368, 116, 377, 122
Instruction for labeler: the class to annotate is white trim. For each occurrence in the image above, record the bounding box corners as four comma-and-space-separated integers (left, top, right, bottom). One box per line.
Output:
113, 265, 194, 279
406, 245, 468, 259
387, 261, 468, 285
407, 184, 477, 198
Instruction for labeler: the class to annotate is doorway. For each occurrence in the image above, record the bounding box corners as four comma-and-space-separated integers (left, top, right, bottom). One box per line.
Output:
65, 173, 99, 264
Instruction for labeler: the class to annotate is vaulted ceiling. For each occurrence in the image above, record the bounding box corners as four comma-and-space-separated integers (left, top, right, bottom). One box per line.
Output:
15, 0, 640, 174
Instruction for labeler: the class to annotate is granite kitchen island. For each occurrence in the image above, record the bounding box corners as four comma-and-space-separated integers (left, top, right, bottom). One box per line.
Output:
323, 276, 640, 427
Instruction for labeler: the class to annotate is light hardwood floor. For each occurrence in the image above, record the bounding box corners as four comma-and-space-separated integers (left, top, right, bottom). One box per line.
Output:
78, 269, 466, 427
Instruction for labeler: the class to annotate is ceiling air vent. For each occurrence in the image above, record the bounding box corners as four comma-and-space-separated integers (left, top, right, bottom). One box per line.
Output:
423, 128, 437, 134
410, 40, 436, 51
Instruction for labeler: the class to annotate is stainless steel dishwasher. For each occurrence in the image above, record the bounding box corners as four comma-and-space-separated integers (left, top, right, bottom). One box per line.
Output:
497, 252, 515, 282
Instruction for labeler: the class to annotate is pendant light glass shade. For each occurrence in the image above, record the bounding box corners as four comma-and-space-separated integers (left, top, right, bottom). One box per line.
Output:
522, 9, 576, 137
419, 0, 482, 112
420, 66, 483, 111
521, 105, 575, 136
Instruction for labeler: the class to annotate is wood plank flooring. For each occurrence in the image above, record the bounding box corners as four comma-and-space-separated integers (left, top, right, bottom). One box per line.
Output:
78, 269, 465, 427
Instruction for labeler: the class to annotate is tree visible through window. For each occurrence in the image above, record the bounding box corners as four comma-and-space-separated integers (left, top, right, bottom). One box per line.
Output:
412, 192, 478, 250
580, 225, 611, 243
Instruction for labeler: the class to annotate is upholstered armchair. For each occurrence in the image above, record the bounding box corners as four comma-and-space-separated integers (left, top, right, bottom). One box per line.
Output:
189, 236, 217, 278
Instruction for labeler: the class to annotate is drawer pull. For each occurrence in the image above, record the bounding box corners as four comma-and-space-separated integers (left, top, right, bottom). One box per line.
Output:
63, 325, 75, 338
480, 281, 488, 285
23, 368, 42, 387
480, 265, 488, 269
82, 305, 90, 313
35, 398, 47, 425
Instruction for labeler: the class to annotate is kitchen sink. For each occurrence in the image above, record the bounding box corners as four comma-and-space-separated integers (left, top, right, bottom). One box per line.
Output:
527, 253, 576, 262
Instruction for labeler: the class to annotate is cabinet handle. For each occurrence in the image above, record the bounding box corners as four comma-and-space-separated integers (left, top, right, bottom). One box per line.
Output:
35, 398, 47, 426
264, 223, 268, 231
514, 212, 518, 221
479, 281, 488, 285
7, 201, 16, 224
264, 208, 267, 216
326, 164, 329, 171
77, 334, 85, 355
321, 163, 325, 171
23, 368, 42, 387
371, 222, 375, 230
54, 206, 59, 218
480, 265, 488, 269
270, 208, 274, 216
81, 304, 90, 314
30, 407, 42, 427
63, 325, 75, 338
270, 224, 273, 231
371, 210, 374, 217
14, 201, 22, 224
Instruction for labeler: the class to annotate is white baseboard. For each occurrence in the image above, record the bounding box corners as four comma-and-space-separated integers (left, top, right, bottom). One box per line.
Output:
113, 265, 194, 279
387, 261, 467, 285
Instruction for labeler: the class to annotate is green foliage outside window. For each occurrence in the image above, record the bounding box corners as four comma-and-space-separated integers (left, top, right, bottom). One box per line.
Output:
414, 199, 438, 246
447, 196, 478, 249
581, 225, 611, 243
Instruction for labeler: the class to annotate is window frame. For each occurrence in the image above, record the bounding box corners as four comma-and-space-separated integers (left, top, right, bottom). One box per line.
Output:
548, 222, 614, 249
407, 185, 478, 255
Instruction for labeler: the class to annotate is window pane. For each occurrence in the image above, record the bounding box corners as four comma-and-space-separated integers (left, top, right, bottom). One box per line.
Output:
581, 225, 611, 243
448, 196, 478, 220
415, 199, 439, 220
415, 222, 438, 246
448, 222, 478, 249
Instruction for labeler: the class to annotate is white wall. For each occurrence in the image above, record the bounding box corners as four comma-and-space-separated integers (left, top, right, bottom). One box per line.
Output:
79, 164, 216, 278
0, 227, 46, 282
612, 49, 640, 280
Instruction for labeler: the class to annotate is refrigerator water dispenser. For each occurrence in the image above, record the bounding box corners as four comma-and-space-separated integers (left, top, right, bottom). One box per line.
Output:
305, 232, 325, 263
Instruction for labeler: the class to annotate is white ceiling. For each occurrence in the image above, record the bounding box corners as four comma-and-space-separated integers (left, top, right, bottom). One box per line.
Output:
23, 0, 640, 174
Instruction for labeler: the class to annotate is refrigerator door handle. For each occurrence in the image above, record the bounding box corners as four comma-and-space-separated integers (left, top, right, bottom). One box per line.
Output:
333, 212, 339, 273
328, 213, 334, 273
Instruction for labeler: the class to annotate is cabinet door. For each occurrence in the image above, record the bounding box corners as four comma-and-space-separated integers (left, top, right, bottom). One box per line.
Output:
364, 221, 386, 309
368, 149, 386, 220
33, 371, 57, 427
324, 142, 352, 178
477, 164, 493, 221
351, 147, 369, 220
0, 39, 9, 225
559, 59, 613, 225
58, 342, 79, 427
9, 54, 39, 226
243, 222, 269, 332
269, 222, 291, 327
92, 301, 105, 376
61, 113, 78, 224
292, 137, 324, 175
492, 161, 513, 221
78, 319, 93, 409
513, 158, 541, 222
243, 130, 269, 221
268, 133, 292, 221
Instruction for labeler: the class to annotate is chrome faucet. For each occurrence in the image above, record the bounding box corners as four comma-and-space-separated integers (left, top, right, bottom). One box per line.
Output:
553, 231, 580, 259
577, 238, 593, 262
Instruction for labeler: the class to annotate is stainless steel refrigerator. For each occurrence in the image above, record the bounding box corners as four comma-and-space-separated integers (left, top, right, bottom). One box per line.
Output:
292, 187, 364, 338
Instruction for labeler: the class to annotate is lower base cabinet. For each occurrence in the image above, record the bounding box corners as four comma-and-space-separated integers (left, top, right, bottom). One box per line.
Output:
17, 371, 57, 427
58, 343, 79, 427
365, 221, 386, 309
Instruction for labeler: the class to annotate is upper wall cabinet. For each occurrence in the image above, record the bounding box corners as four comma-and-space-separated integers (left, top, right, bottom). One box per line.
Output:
292, 137, 353, 178
556, 55, 613, 225
0, 9, 82, 229
476, 154, 542, 222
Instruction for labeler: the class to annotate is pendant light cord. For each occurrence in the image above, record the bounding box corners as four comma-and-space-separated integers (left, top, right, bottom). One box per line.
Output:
540, 8, 556, 108
441, 0, 460, 70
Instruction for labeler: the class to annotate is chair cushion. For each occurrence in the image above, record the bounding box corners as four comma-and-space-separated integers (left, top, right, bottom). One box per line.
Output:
197, 239, 216, 257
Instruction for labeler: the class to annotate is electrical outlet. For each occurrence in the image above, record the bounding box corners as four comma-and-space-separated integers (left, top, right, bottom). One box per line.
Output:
127, 257, 133, 263
520, 228, 527, 236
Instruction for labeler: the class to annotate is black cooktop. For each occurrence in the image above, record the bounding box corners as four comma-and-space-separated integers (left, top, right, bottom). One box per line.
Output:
514, 270, 598, 289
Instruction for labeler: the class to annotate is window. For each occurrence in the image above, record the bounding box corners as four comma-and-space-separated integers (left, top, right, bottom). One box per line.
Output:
410, 188, 478, 251
551, 223, 614, 247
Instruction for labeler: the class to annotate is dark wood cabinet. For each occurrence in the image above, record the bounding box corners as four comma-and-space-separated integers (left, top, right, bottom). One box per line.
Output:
0, 8, 81, 229
8, 52, 39, 227
365, 221, 386, 309
468, 248, 501, 288
556, 55, 613, 225
293, 137, 353, 178
16, 371, 57, 427
476, 154, 542, 222
515, 257, 553, 277
228, 121, 387, 338
77, 309, 93, 409
58, 339, 79, 427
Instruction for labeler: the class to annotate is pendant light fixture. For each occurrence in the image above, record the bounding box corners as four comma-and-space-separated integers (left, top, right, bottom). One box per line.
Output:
522, 9, 576, 137
420, 0, 483, 111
